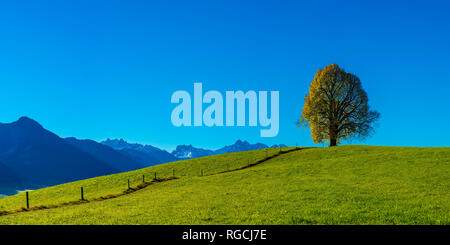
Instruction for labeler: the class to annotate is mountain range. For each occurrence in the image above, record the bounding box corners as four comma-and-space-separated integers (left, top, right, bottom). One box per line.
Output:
171, 140, 287, 159
0, 117, 117, 193
101, 138, 178, 165
0, 117, 287, 195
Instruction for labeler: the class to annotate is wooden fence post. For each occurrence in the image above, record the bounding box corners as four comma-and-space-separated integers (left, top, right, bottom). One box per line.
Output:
154, 172, 157, 180
81, 187, 84, 201
26, 191, 29, 209
128, 179, 130, 189
142, 175, 145, 183
172, 169, 175, 178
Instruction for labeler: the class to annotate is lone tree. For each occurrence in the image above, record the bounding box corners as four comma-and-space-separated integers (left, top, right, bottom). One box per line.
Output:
298, 64, 380, 147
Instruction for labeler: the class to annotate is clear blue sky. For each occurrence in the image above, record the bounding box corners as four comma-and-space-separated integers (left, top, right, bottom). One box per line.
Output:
0, 0, 449, 151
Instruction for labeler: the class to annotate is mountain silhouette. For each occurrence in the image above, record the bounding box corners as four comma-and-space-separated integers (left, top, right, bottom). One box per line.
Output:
0, 117, 118, 189
65, 137, 145, 172
101, 139, 178, 165
171, 145, 214, 159
171, 140, 283, 159
0, 117, 288, 195
214, 140, 268, 155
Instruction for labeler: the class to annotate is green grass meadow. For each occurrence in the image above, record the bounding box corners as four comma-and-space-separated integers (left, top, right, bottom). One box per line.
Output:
0, 146, 448, 225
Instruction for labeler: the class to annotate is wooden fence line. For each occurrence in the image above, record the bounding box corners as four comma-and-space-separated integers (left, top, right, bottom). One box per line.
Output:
7, 147, 302, 217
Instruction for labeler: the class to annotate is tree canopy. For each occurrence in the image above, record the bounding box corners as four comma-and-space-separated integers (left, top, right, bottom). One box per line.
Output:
298, 64, 380, 146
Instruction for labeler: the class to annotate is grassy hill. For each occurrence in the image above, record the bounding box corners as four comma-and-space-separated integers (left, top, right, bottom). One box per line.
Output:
0, 146, 448, 225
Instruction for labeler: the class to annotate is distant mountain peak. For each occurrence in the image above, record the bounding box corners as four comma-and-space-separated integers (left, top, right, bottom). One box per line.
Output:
171, 145, 214, 159
17, 116, 34, 121
65, 137, 144, 172
101, 138, 132, 150
14, 116, 43, 129
234, 140, 250, 145
0, 117, 118, 190
171, 140, 285, 159
214, 140, 268, 155
101, 138, 178, 165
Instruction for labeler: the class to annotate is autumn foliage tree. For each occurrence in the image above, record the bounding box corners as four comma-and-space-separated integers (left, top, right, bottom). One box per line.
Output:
298, 64, 380, 146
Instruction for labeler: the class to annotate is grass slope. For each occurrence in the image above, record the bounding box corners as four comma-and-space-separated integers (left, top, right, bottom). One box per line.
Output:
0, 146, 449, 225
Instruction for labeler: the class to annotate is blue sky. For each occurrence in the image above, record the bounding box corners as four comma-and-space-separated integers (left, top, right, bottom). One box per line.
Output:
0, 0, 449, 151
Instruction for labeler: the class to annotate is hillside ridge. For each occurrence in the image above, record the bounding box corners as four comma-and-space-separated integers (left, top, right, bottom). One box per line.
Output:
0, 147, 302, 217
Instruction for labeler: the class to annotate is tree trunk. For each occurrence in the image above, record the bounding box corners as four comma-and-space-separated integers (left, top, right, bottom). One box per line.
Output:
329, 125, 338, 147
329, 138, 337, 147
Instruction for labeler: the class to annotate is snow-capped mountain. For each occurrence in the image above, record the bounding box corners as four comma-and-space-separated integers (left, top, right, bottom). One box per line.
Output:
171, 145, 214, 159
171, 140, 287, 159
214, 140, 269, 154
101, 139, 178, 165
